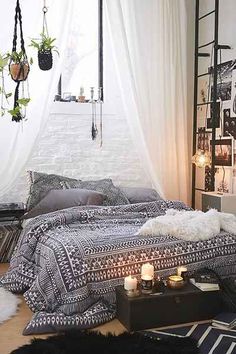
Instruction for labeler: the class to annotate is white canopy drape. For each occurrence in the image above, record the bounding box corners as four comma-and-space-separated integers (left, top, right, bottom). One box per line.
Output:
105, 0, 190, 203
0, 0, 74, 197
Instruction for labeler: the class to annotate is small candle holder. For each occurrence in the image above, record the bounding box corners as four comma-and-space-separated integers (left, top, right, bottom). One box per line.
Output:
126, 289, 140, 297
141, 276, 154, 294
167, 275, 185, 289
153, 276, 166, 293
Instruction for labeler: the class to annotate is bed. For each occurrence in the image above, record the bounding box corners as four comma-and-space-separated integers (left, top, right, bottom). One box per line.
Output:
1, 172, 236, 335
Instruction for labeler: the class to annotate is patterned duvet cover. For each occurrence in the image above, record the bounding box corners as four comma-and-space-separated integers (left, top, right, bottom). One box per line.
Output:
1, 200, 236, 334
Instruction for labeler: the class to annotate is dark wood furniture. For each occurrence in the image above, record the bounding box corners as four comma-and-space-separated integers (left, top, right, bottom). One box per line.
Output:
0, 203, 25, 262
0, 202, 25, 223
116, 283, 222, 331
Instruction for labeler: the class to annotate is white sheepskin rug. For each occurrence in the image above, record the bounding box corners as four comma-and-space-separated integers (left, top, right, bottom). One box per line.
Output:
138, 208, 236, 241
0, 287, 21, 324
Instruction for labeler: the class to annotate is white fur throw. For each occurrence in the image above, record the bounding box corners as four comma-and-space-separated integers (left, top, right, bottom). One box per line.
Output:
0, 287, 21, 324
137, 209, 236, 241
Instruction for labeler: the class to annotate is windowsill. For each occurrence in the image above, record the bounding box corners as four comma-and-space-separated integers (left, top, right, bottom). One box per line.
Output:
50, 101, 115, 116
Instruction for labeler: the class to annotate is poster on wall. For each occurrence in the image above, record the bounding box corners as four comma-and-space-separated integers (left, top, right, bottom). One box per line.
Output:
215, 167, 233, 194
210, 138, 234, 167
203, 60, 236, 193
211, 60, 236, 102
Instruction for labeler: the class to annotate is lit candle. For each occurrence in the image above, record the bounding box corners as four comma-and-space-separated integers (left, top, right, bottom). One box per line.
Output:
124, 275, 138, 291
169, 275, 183, 282
177, 266, 188, 277
141, 263, 154, 278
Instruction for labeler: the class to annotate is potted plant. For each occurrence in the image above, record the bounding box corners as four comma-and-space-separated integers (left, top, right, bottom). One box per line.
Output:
9, 50, 31, 82
30, 33, 58, 71
0, 51, 31, 120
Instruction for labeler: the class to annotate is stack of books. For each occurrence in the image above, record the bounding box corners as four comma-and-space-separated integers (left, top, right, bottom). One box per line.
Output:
189, 272, 220, 291
212, 312, 236, 329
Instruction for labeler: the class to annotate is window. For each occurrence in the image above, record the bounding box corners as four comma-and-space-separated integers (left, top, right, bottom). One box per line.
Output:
57, 0, 103, 102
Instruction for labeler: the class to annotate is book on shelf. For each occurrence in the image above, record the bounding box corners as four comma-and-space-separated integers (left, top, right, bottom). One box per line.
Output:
194, 273, 218, 284
212, 312, 236, 329
189, 278, 220, 291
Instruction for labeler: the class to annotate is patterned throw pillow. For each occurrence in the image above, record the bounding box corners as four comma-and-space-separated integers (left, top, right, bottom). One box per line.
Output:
62, 179, 130, 206
26, 171, 80, 211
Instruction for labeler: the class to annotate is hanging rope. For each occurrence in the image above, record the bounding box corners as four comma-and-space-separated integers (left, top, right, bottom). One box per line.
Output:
42, 0, 49, 37
10, 0, 30, 122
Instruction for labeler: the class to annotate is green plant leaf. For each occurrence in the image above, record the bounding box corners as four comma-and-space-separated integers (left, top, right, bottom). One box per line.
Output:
8, 106, 20, 117
5, 92, 12, 98
17, 98, 30, 106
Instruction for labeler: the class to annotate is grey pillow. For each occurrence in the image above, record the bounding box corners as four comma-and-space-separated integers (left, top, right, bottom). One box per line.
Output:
120, 187, 162, 204
23, 188, 105, 219
26, 171, 80, 211
62, 179, 130, 206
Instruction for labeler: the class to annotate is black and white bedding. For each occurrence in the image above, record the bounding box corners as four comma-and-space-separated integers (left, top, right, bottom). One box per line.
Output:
1, 200, 236, 335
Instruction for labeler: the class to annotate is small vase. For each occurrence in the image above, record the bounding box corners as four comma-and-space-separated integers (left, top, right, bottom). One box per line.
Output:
38, 50, 53, 71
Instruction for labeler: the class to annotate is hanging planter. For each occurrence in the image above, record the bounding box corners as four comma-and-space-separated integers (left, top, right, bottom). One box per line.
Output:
9, 0, 31, 122
30, 4, 58, 71
38, 48, 53, 71
9, 51, 30, 81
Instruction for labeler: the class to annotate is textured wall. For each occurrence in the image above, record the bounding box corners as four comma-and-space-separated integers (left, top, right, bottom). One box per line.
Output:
1, 102, 151, 203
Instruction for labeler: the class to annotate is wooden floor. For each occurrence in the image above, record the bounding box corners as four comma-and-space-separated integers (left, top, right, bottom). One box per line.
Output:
0, 264, 126, 354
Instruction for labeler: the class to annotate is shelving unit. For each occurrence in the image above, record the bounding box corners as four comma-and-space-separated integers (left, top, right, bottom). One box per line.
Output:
192, 0, 230, 208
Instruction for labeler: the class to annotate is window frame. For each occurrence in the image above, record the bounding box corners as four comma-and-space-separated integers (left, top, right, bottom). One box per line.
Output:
57, 0, 103, 101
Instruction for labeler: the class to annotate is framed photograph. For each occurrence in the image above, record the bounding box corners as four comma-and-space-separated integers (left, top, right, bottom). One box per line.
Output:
210, 60, 236, 102
210, 138, 234, 167
223, 108, 236, 139
215, 167, 233, 193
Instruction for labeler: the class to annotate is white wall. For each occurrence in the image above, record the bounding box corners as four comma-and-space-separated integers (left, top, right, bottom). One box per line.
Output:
1, 18, 151, 203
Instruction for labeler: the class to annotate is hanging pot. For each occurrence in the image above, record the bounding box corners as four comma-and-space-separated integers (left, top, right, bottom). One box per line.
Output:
38, 49, 53, 70
9, 62, 30, 82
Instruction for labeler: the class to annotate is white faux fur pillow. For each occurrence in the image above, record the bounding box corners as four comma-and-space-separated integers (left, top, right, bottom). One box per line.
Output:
138, 208, 236, 241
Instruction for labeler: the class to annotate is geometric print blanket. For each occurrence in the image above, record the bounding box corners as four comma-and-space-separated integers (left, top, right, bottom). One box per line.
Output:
143, 323, 236, 354
1, 200, 236, 335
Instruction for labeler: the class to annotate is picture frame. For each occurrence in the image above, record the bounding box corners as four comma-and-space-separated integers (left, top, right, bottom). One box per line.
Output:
210, 138, 234, 167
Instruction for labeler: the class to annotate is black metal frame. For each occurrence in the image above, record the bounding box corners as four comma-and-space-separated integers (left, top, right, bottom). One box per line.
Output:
191, 0, 230, 208
57, 0, 103, 101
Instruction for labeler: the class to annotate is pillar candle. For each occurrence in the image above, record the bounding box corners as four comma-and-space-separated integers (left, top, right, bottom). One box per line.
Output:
124, 275, 138, 290
141, 263, 154, 278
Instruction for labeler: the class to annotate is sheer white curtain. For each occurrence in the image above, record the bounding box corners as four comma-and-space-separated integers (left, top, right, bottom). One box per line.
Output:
0, 0, 74, 197
105, 0, 190, 203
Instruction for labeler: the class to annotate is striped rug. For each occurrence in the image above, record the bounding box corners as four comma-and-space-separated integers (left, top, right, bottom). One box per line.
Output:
143, 323, 236, 354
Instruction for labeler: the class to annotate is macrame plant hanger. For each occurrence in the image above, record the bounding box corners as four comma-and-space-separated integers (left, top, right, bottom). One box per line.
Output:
9, 0, 30, 122
38, 0, 53, 71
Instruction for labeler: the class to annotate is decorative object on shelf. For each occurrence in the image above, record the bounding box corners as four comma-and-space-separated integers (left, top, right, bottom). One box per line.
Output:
78, 86, 85, 102
153, 275, 165, 293
177, 266, 188, 281
124, 275, 139, 297
167, 275, 185, 289
141, 263, 154, 294
30, 0, 58, 71
9, 0, 31, 122
90, 86, 98, 140
63, 92, 72, 102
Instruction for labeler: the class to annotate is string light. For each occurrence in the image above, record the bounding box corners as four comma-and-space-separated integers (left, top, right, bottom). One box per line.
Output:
192, 149, 211, 168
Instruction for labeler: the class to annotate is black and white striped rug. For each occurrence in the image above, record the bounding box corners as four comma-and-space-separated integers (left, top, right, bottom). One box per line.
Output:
143, 323, 236, 354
